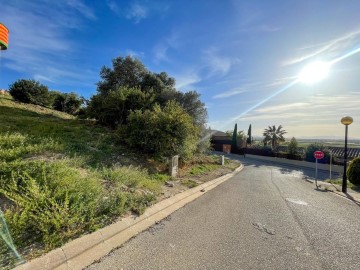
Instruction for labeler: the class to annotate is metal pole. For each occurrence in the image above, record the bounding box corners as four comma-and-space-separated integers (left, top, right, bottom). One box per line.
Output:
330, 152, 332, 180
342, 125, 348, 193
315, 158, 318, 188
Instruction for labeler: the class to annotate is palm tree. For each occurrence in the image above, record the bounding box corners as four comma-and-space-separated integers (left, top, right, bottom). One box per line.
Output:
263, 125, 287, 149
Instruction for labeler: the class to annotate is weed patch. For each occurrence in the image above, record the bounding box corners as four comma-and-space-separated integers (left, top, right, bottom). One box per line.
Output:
0, 97, 164, 262
325, 179, 360, 191
0, 97, 239, 266
182, 179, 199, 188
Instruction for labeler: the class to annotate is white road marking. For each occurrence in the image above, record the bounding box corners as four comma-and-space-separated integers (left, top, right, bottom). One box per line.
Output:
286, 198, 308, 206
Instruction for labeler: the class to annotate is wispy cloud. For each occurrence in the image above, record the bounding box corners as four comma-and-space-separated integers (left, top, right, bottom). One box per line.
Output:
202, 48, 240, 78
1, 1, 97, 87
212, 77, 292, 100
242, 92, 360, 123
126, 1, 148, 23
266, 76, 296, 87
106, 0, 121, 16
213, 88, 247, 99
125, 49, 145, 58
230, 1, 280, 33
238, 24, 280, 33
107, 1, 169, 23
153, 43, 169, 63
282, 29, 360, 66
153, 32, 182, 63
254, 102, 309, 114
175, 72, 201, 91
65, 0, 97, 20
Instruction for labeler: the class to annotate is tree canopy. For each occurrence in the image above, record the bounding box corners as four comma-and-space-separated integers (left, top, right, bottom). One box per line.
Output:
97, 56, 149, 95
263, 125, 287, 149
52, 92, 83, 115
88, 55, 209, 158
247, 124, 252, 145
9, 79, 50, 106
231, 123, 238, 149
90, 55, 207, 129
96, 56, 176, 97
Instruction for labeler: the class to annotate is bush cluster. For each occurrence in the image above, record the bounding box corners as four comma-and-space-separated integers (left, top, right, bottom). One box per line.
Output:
0, 160, 162, 254
347, 157, 360, 186
8, 79, 83, 115
305, 143, 330, 163
88, 56, 209, 159
124, 101, 199, 159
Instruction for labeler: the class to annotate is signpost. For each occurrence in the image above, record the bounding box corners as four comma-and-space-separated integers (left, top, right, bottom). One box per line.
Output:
314, 151, 324, 187
329, 151, 332, 180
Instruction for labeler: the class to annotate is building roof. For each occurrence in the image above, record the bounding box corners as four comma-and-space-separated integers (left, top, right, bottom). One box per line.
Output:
210, 130, 228, 137
329, 147, 360, 158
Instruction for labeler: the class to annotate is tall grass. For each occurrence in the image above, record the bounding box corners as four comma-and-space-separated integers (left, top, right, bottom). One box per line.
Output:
0, 97, 236, 267
0, 97, 166, 264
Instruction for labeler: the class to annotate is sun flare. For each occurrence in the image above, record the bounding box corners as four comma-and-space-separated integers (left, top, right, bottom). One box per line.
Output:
298, 61, 331, 84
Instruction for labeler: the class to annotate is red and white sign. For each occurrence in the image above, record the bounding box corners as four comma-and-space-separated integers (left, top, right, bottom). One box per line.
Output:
314, 151, 324, 159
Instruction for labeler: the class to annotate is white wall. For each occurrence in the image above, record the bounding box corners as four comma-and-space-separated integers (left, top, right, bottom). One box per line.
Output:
246, 154, 344, 173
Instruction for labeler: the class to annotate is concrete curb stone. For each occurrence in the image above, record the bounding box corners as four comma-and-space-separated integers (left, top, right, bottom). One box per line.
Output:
14, 164, 244, 270
316, 181, 360, 204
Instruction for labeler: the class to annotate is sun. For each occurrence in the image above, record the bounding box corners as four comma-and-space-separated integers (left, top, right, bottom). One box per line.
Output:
298, 61, 331, 84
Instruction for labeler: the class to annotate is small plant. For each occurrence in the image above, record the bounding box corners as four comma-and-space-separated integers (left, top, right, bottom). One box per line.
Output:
288, 137, 298, 155
347, 157, 360, 186
189, 164, 216, 175
182, 179, 199, 188
325, 178, 358, 190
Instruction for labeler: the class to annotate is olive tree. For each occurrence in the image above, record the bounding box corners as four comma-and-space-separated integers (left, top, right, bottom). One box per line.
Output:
9, 79, 49, 106
125, 101, 199, 159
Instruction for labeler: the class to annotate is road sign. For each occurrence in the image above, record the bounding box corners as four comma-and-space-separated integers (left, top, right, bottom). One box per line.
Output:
313, 151, 324, 189
314, 151, 324, 159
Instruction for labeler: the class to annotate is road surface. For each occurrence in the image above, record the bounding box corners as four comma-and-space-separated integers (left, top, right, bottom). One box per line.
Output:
87, 157, 360, 270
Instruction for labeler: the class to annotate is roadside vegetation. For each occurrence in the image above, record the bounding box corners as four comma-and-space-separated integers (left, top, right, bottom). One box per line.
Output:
9, 79, 84, 116
347, 157, 360, 186
221, 123, 359, 168
0, 96, 167, 261
325, 179, 360, 191
0, 56, 240, 268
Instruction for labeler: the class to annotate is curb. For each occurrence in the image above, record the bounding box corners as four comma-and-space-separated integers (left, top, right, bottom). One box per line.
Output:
14, 164, 244, 270
316, 182, 360, 204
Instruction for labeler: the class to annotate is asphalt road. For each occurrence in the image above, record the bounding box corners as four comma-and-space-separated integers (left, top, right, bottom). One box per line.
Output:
87, 157, 360, 270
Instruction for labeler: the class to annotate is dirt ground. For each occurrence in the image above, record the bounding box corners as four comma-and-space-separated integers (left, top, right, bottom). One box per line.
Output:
158, 160, 240, 201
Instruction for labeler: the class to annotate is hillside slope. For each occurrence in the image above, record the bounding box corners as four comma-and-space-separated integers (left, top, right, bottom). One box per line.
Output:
0, 96, 239, 269
0, 96, 167, 265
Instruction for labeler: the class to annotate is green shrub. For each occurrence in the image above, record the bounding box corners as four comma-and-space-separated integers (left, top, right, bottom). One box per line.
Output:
125, 101, 200, 159
0, 162, 105, 250
0, 160, 163, 254
0, 133, 62, 162
87, 87, 153, 127
100, 165, 162, 194
0, 239, 19, 270
347, 157, 360, 186
52, 92, 83, 115
305, 143, 330, 163
288, 137, 298, 155
9, 79, 50, 107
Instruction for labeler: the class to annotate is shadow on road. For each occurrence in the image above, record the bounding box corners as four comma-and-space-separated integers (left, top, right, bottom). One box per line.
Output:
213, 151, 341, 182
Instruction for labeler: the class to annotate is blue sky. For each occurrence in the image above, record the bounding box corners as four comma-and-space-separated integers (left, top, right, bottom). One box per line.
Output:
0, 0, 360, 138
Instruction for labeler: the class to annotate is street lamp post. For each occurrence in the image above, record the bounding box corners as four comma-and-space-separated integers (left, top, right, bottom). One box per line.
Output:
341, 116, 353, 193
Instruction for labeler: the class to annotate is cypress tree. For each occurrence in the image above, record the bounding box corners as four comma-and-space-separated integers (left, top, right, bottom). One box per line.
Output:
232, 123, 238, 150
247, 124, 252, 145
